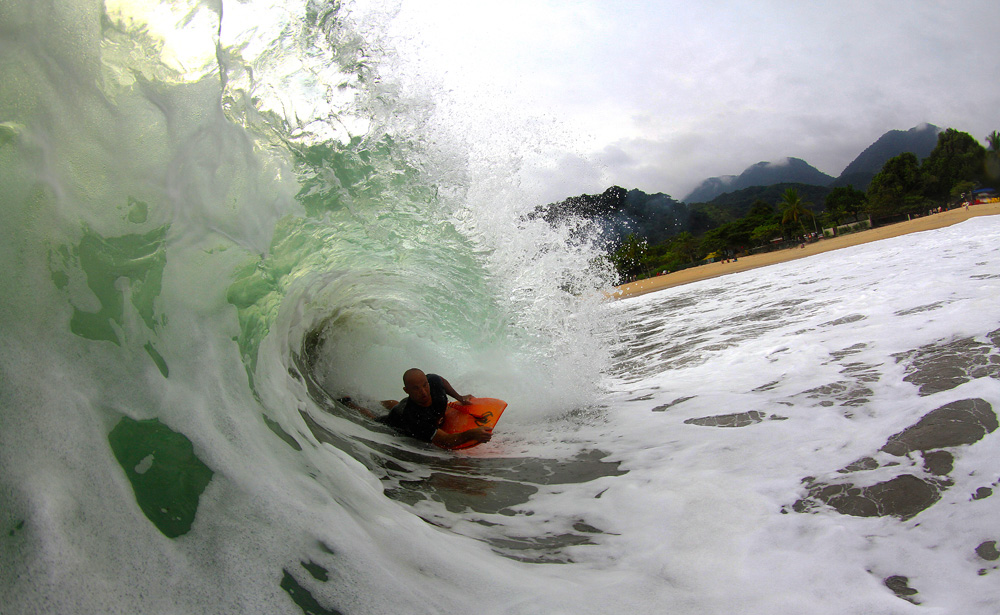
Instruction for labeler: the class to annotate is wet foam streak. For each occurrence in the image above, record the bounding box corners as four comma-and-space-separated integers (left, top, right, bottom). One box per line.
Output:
601, 216, 1000, 613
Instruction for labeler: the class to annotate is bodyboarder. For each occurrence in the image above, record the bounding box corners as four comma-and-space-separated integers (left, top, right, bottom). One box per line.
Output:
342, 368, 493, 449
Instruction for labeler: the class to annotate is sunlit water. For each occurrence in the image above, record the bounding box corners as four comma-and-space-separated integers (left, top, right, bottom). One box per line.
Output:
2, 1, 1000, 614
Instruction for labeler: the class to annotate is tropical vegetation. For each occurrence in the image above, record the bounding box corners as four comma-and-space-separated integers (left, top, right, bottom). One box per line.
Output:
610, 127, 997, 282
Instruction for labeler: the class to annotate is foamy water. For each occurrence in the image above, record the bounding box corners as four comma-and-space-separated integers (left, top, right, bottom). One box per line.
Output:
591, 216, 1000, 613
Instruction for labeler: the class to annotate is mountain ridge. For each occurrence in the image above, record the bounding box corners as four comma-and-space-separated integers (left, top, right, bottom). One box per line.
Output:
682, 124, 941, 202
683, 157, 833, 203
830, 123, 940, 189
530, 123, 948, 246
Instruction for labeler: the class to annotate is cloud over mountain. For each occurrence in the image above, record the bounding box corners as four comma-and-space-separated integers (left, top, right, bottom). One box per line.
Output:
683, 157, 834, 203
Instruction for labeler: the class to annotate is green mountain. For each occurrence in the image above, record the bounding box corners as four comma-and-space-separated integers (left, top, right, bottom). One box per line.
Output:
683, 157, 834, 203
530, 182, 830, 247
700, 183, 831, 218
533, 123, 949, 248
832, 123, 941, 190
527, 186, 688, 245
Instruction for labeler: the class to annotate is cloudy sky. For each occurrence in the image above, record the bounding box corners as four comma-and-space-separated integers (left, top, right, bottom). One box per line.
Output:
384, 0, 1000, 203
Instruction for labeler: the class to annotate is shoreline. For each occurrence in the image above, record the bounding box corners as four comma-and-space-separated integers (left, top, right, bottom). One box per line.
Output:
613, 202, 1000, 299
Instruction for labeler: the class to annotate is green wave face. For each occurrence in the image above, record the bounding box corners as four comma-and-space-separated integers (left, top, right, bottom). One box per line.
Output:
0, 2, 619, 613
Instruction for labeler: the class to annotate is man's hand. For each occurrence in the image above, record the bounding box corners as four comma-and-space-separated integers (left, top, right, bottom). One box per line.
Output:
432, 426, 492, 449
440, 377, 473, 405
464, 426, 492, 444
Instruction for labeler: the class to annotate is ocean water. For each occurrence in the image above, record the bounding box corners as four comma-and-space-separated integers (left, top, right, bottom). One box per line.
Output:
3, 1, 1000, 614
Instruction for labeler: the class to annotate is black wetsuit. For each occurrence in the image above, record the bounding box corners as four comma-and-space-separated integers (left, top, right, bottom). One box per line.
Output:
379, 373, 448, 442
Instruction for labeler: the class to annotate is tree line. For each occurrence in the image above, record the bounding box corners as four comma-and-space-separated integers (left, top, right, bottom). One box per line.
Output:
611, 128, 999, 281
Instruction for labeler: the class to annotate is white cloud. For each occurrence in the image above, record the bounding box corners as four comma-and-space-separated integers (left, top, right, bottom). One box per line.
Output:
389, 0, 1000, 202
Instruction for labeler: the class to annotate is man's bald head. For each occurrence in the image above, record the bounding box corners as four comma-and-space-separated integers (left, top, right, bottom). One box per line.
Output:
402, 368, 425, 387
402, 368, 432, 407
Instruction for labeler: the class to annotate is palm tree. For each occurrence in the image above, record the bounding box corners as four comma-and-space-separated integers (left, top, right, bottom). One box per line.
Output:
779, 188, 813, 240
987, 131, 1000, 186
986, 130, 1000, 153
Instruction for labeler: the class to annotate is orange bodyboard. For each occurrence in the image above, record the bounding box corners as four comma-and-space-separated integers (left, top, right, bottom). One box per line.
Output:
439, 397, 507, 449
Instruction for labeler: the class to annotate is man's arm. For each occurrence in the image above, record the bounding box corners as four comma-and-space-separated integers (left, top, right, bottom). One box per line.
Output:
439, 377, 472, 405
431, 426, 493, 449
338, 397, 377, 419
337, 397, 399, 419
